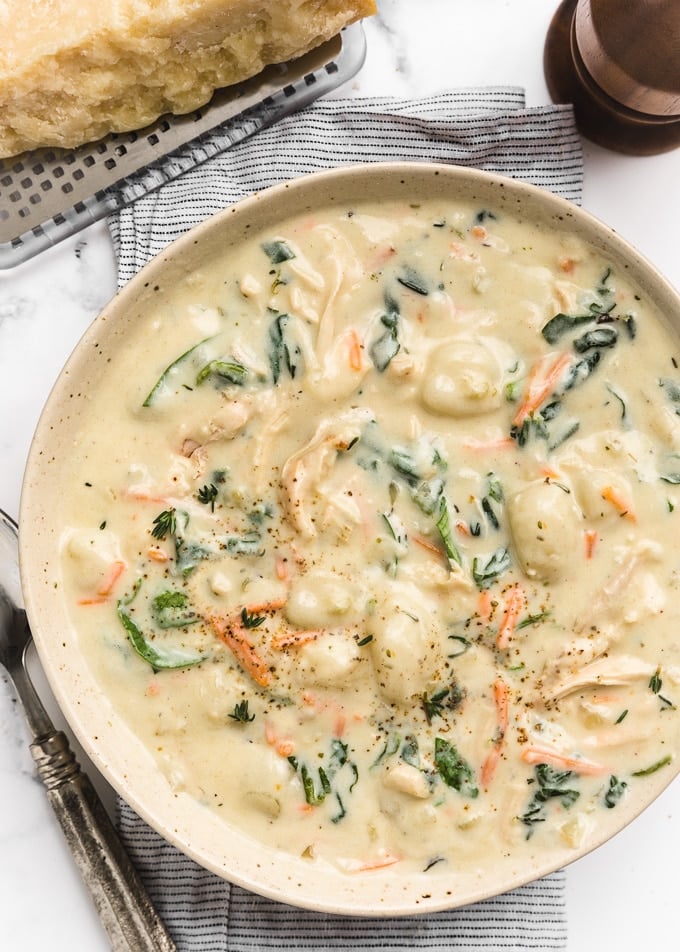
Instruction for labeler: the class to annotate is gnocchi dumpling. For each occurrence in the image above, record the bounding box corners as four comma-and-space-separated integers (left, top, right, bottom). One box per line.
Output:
295, 631, 362, 686
420, 336, 511, 417
369, 586, 442, 704
508, 479, 583, 582
61, 528, 124, 594
285, 571, 360, 629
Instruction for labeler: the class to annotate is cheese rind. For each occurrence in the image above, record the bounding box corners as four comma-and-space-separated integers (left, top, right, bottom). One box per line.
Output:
0, 0, 376, 158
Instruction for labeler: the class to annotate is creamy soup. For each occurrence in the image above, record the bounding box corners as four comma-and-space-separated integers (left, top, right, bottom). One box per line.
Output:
58, 196, 680, 878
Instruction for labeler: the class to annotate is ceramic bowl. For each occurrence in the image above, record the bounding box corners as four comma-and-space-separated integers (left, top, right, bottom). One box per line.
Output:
19, 162, 680, 915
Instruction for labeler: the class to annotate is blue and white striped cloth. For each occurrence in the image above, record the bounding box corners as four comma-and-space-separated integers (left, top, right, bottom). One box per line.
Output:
111, 88, 583, 951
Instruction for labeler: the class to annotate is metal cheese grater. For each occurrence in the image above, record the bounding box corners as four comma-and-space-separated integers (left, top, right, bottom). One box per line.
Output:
0, 24, 366, 269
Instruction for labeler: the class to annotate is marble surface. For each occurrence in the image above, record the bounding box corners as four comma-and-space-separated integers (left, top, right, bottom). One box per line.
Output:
1, 1, 679, 948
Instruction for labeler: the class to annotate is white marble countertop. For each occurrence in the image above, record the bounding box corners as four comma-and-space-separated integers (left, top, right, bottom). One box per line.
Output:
1, 1, 679, 948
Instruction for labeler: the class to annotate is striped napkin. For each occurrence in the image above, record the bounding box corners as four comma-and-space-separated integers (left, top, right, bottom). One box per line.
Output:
110, 88, 583, 951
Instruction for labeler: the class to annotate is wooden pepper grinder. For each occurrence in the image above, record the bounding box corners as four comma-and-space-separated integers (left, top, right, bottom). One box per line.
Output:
544, 0, 680, 154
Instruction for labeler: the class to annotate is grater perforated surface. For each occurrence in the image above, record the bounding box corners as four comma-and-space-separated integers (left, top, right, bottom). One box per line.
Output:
0, 24, 365, 269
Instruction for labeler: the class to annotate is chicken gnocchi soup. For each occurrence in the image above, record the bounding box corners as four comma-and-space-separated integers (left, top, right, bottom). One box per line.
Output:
60, 195, 680, 877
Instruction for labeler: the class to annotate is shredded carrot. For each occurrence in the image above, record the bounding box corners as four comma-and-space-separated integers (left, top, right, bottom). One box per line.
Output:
125, 487, 167, 504
520, 745, 607, 776
264, 722, 296, 757
558, 256, 576, 274
478, 588, 493, 623
274, 556, 290, 581
242, 597, 287, 615
147, 546, 170, 563
455, 519, 471, 537
334, 712, 347, 737
272, 629, 321, 650
77, 596, 108, 606
96, 560, 126, 597
513, 351, 573, 428
347, 329, 363, 372
584, 528, 598, 559
601, 485, 637, 522
481, 678, 510, 787
146, 680, 161, 698
540, 465, 562, 481
355, 851, 402, 872
471, 224, 487, 240
496, 584, 525, 650
412, 533, 445, 558
209, 615, 271, 687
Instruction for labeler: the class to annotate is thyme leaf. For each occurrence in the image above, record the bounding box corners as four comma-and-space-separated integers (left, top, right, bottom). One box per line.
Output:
197, 483, 218, 511
229, 700, 255, 722
151, 508, 176, 541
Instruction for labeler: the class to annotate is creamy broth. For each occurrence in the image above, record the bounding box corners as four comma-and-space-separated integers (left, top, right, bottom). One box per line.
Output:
58, 196, 680, 878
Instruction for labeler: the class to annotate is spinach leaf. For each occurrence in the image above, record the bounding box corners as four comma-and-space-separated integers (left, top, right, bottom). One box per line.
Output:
434, 737, 478, 798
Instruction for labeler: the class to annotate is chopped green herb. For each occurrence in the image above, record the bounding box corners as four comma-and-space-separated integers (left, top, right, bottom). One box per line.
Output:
421, 689, 450, 724
229, 700, 255, 723
197, 483, 218, 511
397, 266, 429, 295
142, 336, 214, 407
516, 611, 550, 630
357, 634, 374, 647
370, 326, 400, 371
436, 496, 462, 566
434, 737, 478, 797
472, 546, 511, 590
117, 604, 205, 670
372, 733, 401, 767
240, 607, 266, 629
604, 775, 627, 808
175, 538, 210, 576
268, 313, 303, 384
151, 508, 176, 541
261, 239, 295, 264
615, 709, 629, 724
519, 763, 580, 837
447, 634, 470, 657
542, 312, 594, 345
573, 326, 618, 353
225, 531, 264, 556
400, 734, 421, 767
151, 590, 199, 629
632, 756, 672, 777
196, 359, 248, 387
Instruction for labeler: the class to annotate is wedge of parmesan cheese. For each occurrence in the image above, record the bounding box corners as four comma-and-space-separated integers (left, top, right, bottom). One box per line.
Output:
0, 0, 377, 158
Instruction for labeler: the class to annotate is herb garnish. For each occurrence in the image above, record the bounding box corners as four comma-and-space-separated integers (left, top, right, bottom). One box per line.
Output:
261, 239, 295, 264
196, 359, 248, 387
421, 681, 465, 724
197, 483, 218, 511
649, 667, 675, 709
472, 546, 511, 590
151, 508, 176, 540
632, 756, 672, 777
240, 607, 266, 629
229, 700, 255, 722
397, 266, 429, 296
519, 764, 580, 837
434, 737, 478, 797
151, 590, 199, 629
604, 775, 627, 808
117, 601, 205, 671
